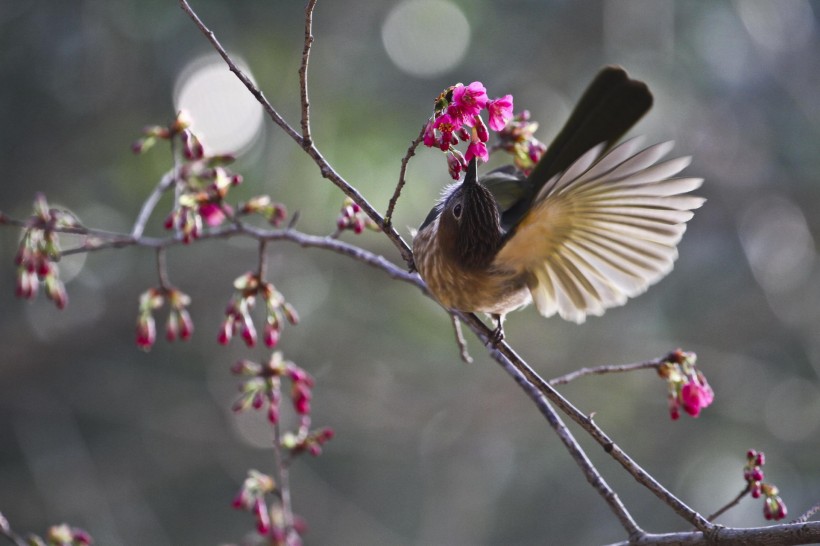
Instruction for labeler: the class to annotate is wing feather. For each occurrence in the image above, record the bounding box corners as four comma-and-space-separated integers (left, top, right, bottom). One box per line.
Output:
494, 140, 703, 323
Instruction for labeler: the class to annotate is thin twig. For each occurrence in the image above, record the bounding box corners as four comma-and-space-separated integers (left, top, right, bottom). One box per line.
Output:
299, 0, 317, 146
131, 169, 176, 239
257, 239, 269, 280
156, 247, 172, 290
385, 125, 426, 227
449, 313, 473, 364
707, 485, 750, 522
549, 358, 664, 386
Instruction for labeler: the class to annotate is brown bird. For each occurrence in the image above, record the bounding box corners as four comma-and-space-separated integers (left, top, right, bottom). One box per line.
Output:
412, 66, 704, 341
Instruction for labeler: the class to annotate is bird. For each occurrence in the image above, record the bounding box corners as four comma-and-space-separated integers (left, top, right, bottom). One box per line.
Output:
412, 66, 705, 342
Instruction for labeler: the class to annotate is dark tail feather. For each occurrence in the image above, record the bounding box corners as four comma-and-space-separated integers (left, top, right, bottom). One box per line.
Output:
528, 65, 653, 187
501, 66, 652, 230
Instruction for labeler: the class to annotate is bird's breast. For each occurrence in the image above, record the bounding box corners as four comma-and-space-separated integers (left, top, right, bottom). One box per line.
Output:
413, 224, 530, 315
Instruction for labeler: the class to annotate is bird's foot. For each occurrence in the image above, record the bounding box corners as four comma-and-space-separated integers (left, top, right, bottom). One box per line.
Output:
487, 315, 505, 347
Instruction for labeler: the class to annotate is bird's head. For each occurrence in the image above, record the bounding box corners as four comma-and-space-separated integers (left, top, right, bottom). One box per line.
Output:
436, 159, 502, 270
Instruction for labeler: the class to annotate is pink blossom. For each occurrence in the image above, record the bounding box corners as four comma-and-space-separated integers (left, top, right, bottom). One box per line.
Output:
199, 202, 226, 227
488, 94, 514, 131
465, 140, 489, 163
451, 81, 488, 125
433, 113, 461, 151
681, 381, 714, 417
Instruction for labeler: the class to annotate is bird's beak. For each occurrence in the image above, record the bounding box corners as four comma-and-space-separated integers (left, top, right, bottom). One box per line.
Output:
462, 158, 479, 188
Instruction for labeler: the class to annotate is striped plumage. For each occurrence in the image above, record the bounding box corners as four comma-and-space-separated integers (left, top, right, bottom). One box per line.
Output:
412, 67, 704, 336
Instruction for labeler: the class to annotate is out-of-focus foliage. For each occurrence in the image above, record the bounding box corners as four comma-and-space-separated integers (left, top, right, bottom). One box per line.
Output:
1, 1, 819, 544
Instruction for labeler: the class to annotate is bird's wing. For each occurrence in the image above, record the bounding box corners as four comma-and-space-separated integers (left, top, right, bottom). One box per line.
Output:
493, 137, 704, 323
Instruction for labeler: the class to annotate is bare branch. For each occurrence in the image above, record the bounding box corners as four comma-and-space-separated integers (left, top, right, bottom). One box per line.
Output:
604, 522, 820, 546
299, 0, 317, 145
449, 313, 473, 364
549, 358, 664, 386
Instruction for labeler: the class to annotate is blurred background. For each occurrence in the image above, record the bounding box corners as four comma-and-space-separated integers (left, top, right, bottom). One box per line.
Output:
2, 1, 820, 544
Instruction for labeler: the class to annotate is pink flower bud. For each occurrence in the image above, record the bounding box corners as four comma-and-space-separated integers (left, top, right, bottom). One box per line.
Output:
166, 311, 179, 341
755, 452, 765, 466
241, 318, 257, 347
267, 403, 279, 424
136, 316, 156, 351
264, 323, 280, 348
218, 319, 233, 345
292, 383, 311, 415
253, 498, 271, 535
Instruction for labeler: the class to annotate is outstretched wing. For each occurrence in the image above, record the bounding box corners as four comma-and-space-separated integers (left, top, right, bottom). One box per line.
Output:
492, 138, 704, 323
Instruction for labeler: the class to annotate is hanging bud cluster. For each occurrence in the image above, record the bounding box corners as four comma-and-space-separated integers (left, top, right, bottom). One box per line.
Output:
14, 193, 76, 309
335, 197, 378, 235
231, 469, 308, 542
658, 349, 714, 420
495, 110, 548, 174
134, 111, 244, 243
744, 449, 788, 521
219, 272, 299, 348
135, 287, 193, 351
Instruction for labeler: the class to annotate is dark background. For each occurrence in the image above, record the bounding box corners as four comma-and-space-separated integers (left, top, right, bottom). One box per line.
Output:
2, 1, 819, 544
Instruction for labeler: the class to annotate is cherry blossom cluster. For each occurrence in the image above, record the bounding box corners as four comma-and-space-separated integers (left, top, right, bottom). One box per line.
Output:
232, 469, 308, 542
133, 112, 244, 243
135, 287, 194, 351
495, 110, 548, 173
423, 82, 514, 179
658, 349, 714, 420
218, 272, 299, 348
13, 193, 75, 309
744, 449, 788, 521
335, 197, 378, 235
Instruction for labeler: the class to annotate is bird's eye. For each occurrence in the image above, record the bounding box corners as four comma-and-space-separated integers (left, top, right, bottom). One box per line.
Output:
453, 203, 462, 219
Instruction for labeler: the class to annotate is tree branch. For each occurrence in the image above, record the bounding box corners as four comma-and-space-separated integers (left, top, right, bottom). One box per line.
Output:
604, 522, 820, 546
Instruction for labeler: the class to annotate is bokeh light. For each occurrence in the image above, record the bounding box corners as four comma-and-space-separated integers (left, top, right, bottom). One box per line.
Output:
173, 54, 264, 155
381, 0, 470, 78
